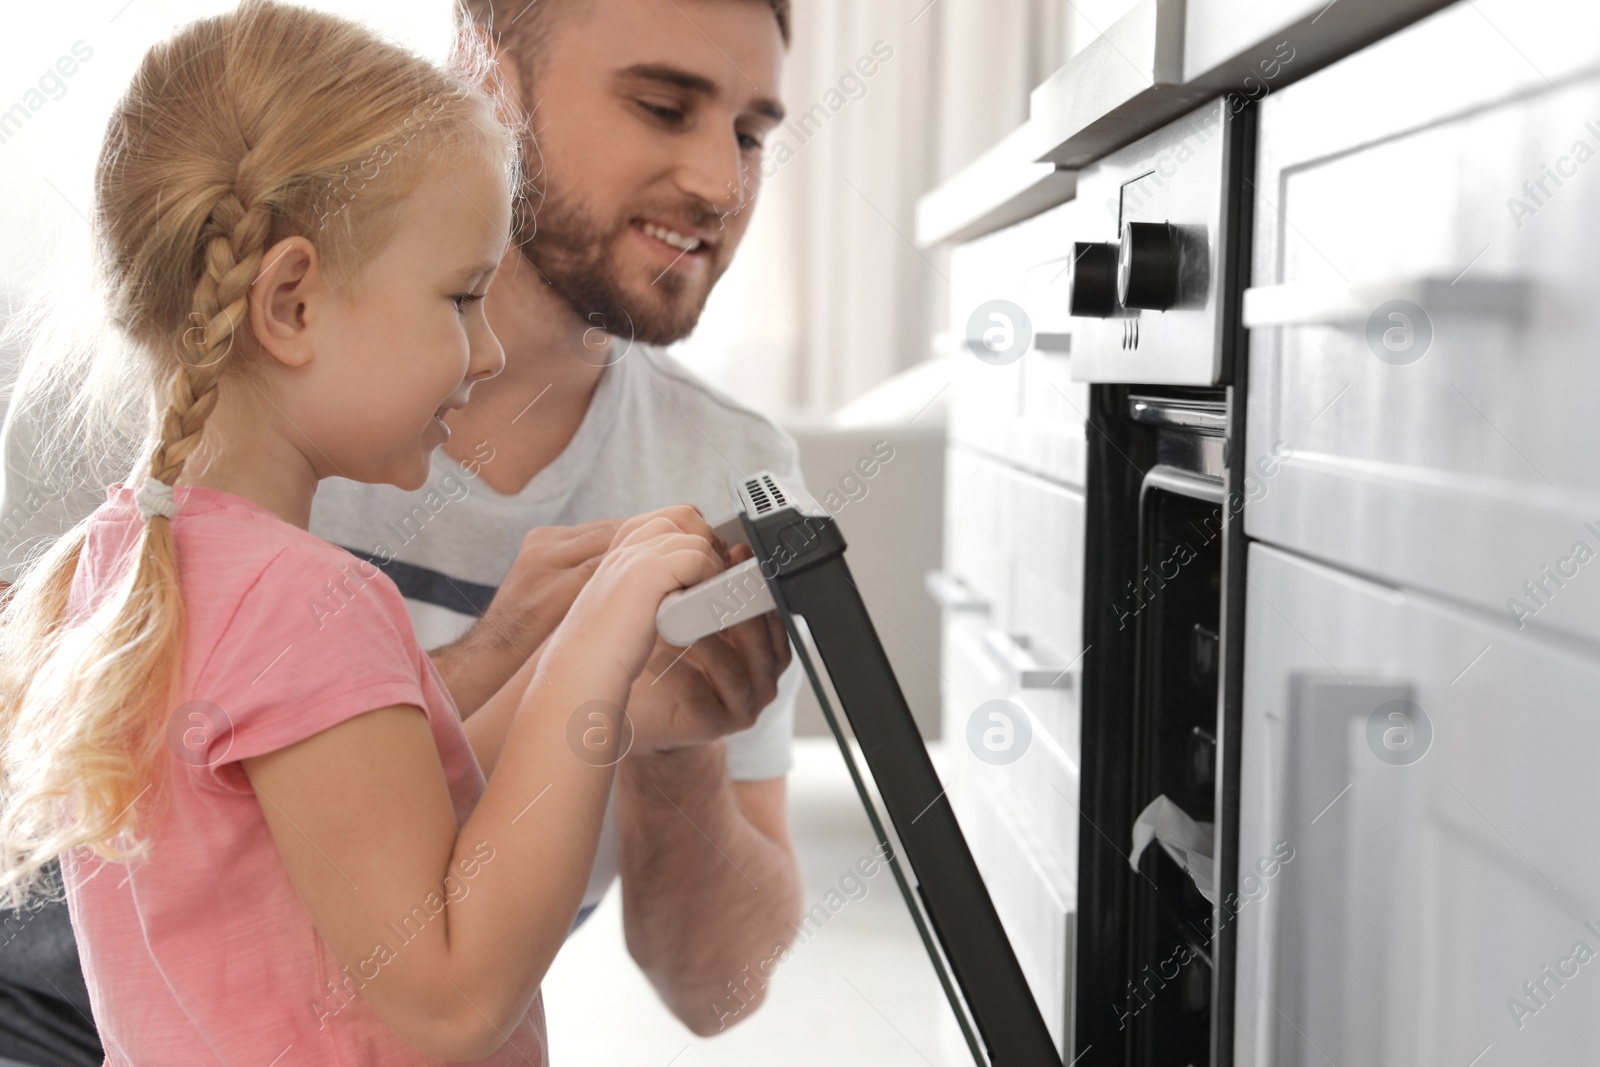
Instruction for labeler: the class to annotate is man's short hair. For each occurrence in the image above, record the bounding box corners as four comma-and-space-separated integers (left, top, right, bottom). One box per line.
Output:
456, 0, 792, 88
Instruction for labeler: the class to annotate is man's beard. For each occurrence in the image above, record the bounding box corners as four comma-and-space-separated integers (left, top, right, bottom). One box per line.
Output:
511, 156, 728, 348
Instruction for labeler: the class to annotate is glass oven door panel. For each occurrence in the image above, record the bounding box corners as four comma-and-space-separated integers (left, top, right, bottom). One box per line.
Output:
1124, 476, 1227, 1067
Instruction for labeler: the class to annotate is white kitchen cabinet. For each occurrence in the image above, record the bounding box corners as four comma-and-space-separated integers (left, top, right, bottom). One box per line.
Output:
941, 446, 1011, 624
938, 448, 1085, 773
1244, 0, 1600, 646
948, 762, 1077, 1062
948, 198, 1089, 489
1235, 542, 1600, 1067
934, 335, 1087, 1063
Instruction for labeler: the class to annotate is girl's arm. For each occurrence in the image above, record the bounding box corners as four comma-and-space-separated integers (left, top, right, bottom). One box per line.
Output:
242, 508, 722, 1061
460, 634, 550, 777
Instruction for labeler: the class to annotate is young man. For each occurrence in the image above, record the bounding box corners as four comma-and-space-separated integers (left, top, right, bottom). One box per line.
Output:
0, 0, 802, 1059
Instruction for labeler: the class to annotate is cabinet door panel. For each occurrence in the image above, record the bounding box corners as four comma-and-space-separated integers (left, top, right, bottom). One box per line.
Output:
1235, 543, 1600, 1067
1245, 0, 1600, 645
949, 771, 1076, 1062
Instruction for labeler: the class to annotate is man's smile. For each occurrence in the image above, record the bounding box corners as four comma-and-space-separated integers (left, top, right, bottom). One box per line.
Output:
629, 216, 716, 271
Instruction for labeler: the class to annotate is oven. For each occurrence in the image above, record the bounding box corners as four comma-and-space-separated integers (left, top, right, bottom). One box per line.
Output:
1065, 96, 1256, 1067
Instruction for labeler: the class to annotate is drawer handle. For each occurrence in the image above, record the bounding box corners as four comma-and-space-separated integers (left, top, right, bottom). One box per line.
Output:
983, 629, 1075, 690
1242, 276, 1528, 328
924, 570, 990, 613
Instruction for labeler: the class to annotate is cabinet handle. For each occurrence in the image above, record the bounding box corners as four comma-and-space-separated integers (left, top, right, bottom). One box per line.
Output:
1034, 331, 1073, 353
983, 629, 1075, 690
924, 570, 990, 613
1242, 276, 1528, 328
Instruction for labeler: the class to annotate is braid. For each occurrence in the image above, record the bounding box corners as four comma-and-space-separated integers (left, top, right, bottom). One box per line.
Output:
148, 191, 273, 489
0, 0, 521, 913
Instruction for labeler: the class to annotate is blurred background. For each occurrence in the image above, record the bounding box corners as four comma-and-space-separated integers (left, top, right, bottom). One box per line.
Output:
0, 1, 1138, 1063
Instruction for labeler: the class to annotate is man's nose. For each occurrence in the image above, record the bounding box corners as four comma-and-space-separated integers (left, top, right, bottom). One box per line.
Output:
675, 124, 748, 220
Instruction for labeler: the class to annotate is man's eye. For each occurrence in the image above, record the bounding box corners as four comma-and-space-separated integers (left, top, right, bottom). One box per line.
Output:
738, 132, 764, 152
639, 101, 684, 124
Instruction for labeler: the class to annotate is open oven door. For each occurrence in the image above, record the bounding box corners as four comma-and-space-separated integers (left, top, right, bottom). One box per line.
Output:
656, 470, 1063, 1067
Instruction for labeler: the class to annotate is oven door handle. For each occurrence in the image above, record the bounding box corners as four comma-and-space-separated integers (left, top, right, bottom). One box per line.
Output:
657, 556, 776, 647
982, 628, 1076, 690
1242, 276, 1528, 328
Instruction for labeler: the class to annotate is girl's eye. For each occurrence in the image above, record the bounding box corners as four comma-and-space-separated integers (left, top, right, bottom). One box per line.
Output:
738, 131, 764, 152
453, 293, 485, 314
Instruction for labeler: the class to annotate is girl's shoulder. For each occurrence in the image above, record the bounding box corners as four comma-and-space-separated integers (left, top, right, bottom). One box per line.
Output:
103, 483, 417, 656
175, 531, 430, 796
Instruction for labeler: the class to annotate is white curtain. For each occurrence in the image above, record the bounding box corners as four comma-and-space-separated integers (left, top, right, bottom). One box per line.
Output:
675, 0, 1140, 418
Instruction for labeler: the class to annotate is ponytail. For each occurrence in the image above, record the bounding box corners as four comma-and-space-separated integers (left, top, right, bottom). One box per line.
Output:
0, 0, 522, 910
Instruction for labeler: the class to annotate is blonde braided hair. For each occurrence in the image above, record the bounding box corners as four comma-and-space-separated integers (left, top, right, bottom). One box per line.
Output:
146, 191, 272, 493
0, 0, 523, 910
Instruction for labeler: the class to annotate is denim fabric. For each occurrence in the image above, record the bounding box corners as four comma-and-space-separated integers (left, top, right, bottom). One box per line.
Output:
0, 861, 102, 1067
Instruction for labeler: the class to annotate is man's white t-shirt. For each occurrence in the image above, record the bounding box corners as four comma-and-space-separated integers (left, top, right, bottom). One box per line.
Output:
0, 342, 804, 929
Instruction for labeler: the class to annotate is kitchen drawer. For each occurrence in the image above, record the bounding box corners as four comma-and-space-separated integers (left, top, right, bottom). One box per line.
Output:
947, 198, 1089, 486
1015, 348, 1089, 489
1235, 543, 1600, 1067
938, 610, 1009, 750
941, 445, 1011, 619
955, 688, 1082, 883
936, 574, 1082, 802
946, 320, 1023, 462
938, 454, 1085, 756
948, 207, 1033, 461
1006, 465, 1086, 669
1003, 466, 1086, 754
1244, 0, 1600, 644
949, 772, 1076, 1062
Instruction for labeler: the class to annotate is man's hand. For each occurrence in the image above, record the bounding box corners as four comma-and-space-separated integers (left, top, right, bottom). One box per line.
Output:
494, 517, 625, 649
431, 518, 621, 718
623, 543, 793, 755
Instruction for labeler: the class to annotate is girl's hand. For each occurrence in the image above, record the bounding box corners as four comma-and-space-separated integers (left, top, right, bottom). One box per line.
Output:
548, 505, 727, 687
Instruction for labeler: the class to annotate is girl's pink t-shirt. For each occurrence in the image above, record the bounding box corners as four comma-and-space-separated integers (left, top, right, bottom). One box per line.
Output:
58, 483, 547, 1066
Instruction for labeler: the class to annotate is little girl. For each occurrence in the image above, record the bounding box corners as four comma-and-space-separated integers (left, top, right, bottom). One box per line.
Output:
0, 2, 725, 1063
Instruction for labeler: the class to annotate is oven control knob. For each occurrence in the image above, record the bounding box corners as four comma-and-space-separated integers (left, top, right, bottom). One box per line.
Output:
1117, 221, 1179, 311
1068, 242, 1119, 318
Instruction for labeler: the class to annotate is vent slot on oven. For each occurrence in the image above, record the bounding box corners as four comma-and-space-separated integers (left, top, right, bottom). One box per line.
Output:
743, 473, 789, 514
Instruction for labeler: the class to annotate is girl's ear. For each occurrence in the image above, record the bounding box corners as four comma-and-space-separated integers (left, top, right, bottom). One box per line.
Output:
249, 235, 319, 369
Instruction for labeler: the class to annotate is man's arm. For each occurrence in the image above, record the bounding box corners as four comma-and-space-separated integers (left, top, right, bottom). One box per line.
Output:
611, 583, 803, 1035
424, 518, 618, 718
427, 628, 528, 724
616, 747, 801, 1036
